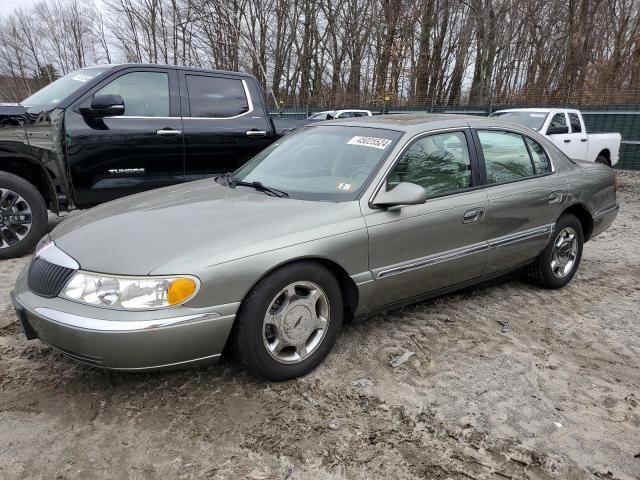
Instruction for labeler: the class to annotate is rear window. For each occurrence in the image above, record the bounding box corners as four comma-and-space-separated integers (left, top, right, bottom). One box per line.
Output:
185, 75, 249, 118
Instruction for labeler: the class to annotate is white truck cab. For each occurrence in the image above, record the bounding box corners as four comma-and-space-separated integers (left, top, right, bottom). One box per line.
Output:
491, 108, 621, 166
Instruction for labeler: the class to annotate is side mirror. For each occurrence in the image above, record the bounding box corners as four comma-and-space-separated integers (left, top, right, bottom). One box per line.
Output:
372, 182, 427, 209
547, 125, 569, 135
80, 94, 125, 118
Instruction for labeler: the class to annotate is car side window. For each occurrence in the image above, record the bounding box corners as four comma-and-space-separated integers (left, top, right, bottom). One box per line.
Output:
478, 131, 534, 183
568, 113, 582, 133
95, 71, 169, 117
524, 137, 552, 174
387, 131, 472, 197
549, 113, 567, 129
185, 75, 249, 118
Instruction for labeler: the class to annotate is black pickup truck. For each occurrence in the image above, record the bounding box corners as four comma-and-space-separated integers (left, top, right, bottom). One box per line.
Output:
0, 64, 300, 259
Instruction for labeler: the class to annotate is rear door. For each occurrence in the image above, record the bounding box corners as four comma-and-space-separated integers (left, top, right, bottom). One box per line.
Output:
180, 72, 274, 180
471, 127, 567, 273
65, 67, 184, 207
364, 129, 489, 308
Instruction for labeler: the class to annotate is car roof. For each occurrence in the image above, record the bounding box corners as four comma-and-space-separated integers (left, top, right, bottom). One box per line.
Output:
320, 113, 476, 133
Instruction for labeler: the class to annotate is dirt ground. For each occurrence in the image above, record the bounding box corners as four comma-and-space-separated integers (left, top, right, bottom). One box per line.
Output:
1, 173, 639, 480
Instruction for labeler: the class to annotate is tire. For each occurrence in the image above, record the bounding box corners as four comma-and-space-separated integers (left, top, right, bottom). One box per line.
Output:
595, 155, 611, 167
233, 262, 343, 381
525, 213, 584, 289
0, 171, 48, 260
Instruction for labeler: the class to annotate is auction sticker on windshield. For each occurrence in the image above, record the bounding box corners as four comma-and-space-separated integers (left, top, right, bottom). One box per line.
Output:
347, 136, 393, 149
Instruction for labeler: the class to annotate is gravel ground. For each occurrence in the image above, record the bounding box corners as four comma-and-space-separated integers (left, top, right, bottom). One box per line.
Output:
1, 173, 639, 480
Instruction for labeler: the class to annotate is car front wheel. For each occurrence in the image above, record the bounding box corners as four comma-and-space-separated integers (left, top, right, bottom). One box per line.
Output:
233, 262, 343, 381
525, 213, 584, 289
0, 171, 48, 260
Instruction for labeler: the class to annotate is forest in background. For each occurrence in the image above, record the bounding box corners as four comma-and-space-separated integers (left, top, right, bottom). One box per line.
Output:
1, 0, 640, 108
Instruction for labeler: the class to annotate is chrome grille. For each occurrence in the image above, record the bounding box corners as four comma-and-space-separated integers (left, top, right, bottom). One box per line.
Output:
28, 256, 75, 298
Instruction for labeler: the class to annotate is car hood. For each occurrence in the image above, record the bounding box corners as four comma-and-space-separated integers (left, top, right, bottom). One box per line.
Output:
51, 179, 365, 275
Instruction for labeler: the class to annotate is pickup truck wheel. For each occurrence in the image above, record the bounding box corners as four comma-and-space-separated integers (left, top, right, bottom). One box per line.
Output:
233, 262, 343, 381
595, 155, 611, 167
0, 172, 47, 259
524, 213, 584, 289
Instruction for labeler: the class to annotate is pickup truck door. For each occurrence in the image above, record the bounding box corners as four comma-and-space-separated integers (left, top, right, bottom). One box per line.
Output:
545, 111, 584, 161
364, 129, 489, 309
567, 112, 588, 159
180, 72, 275, 180
65, 67, 184, 207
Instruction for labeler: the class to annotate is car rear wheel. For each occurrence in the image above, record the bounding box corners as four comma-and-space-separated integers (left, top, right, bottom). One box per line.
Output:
233, 262, 343, 381
525, 213, 584, 289
595, 155, 611, 167
0, 171, 47, 260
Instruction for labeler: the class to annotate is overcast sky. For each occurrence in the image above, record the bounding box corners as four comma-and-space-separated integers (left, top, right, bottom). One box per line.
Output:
1, 0, 40, 17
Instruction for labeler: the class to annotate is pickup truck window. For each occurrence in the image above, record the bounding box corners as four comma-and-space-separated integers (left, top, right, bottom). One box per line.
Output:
387, 132, 472, 197
185, 75, 249, 118
22, 67, 109, 108
478, 131, 535, 183
568, 113, 582, 133
95, 72, 170, 117
549, 113, 567, 129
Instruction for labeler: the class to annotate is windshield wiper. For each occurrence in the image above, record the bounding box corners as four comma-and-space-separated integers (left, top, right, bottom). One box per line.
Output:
230, 180, 289, 198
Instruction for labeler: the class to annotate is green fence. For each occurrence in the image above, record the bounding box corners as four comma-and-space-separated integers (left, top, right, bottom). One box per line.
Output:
270, 105, 640, 170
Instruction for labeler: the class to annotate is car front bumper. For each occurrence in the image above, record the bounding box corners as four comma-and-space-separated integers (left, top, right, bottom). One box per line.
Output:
12, 269, 238, 371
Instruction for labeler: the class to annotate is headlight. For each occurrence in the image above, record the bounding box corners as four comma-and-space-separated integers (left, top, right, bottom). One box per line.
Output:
60, 272, 199, 310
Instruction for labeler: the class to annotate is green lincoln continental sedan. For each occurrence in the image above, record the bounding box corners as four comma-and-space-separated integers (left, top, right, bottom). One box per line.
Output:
12, 114, 618, 380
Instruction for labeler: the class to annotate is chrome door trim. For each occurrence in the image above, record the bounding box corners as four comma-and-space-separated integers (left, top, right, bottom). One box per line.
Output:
376, 241, 489, 279
488, 224, 554, 248
108, 80, 254, 121
375, 223, 555, 280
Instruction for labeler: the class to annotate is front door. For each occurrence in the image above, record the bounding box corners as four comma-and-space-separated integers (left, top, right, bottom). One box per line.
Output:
472, 128, 568, 273
364, 129, 489, 309
65, 68, 184, 207
180, 72, 275, 180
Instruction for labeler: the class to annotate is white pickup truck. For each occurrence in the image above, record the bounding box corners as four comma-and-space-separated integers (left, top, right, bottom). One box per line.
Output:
491, 108, 621, 167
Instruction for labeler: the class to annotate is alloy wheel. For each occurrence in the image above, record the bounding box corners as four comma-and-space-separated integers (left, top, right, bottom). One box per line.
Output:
550, 227, 578, 278
262, 281, 330, 364
0, 187, 33, 249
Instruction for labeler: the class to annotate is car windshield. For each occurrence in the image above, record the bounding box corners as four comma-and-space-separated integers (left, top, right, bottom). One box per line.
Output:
492, 111, 549, 130
230, 125, 403, 202
22, 67, 110, 108
308, 111, 334, 120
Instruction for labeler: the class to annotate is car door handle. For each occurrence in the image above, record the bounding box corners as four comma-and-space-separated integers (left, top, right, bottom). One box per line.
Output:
156, 129, 182, 136
548, 192, 563, 204
246, 130, 267, 137
564, 139, 571, 143
463, 209, 485, 224
580, 138, 588, 142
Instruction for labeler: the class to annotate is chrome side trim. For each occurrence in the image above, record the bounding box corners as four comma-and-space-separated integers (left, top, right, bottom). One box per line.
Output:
488, 224, 554, 248
375, 223, 555, 280
37, 243, 80, 270
592, 203, 619, 218
34, 308, 230, 331
377, 242, 489, 279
